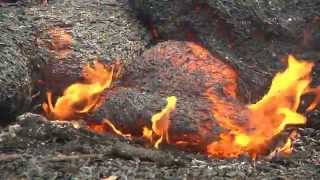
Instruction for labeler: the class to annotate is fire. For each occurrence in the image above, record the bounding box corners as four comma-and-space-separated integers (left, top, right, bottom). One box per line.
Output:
88, 96, 176, 148
41, 40, 319, 159
278, 130, 297, 155
43, 61, 113, 120
143, 96, 177, 148
207, 55, 319, 158
102, 119, 132, 138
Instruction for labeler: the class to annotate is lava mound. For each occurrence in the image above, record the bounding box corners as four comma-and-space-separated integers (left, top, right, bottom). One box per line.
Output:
90, 40, 247, 151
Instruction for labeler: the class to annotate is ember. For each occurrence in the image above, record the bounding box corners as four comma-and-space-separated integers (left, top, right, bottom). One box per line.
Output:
47, 27, 73, 59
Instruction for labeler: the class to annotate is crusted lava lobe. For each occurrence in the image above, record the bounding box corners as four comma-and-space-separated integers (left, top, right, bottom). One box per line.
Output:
90, 41, 248, 151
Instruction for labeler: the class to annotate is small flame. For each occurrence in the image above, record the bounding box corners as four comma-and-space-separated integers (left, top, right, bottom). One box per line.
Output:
279, 138, 292, 155
143, 96, 177, 148
207, 55, 320, 158
102, 119, 132, 138
278, 130, 297, 155
43, 61, 113, 120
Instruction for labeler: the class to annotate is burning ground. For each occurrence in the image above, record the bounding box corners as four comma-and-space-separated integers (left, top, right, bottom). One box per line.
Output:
0, 0, 320, 179
0, 114, 319, 179
42, 41, 320, 159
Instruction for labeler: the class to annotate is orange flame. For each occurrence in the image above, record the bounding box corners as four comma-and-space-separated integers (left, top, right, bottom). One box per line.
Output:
207, 55, 320, 158
143, 96, 177, 148
42, 51, 319, 158
102, 119, 132, 138
278, 130, 297, 155
43, 61, 113, 120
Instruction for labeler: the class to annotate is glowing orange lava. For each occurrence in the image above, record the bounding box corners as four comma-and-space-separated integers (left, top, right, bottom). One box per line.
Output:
42, 45, 320, 159
47, 27, 73, 59
43, 61, 113, 120
207, 55, 319, 158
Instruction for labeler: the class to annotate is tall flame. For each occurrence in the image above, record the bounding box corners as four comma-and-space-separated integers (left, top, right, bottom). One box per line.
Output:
143, 96, 177, 148
43, 62, 113, 120
207, 55, 319, 158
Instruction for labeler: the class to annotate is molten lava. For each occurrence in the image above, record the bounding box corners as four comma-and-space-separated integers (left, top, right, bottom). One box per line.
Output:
43, 61, 113, 120
207, 55, 319, 158
47, 27, 73, 59
42, 39, 320, 159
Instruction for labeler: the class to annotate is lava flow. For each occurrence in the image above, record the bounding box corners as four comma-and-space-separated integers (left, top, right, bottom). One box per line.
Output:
42, 43, 320, 159
207, 55, 319, 158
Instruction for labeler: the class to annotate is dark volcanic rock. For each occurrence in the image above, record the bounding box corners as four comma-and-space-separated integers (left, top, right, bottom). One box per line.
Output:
91, 87, 167, 135
0, 7, 33, 121
89, 41, 247, 150
1, 0, 152, 122
24, 0, 151, 94
0, 113, 320, 179
130, 0, 320, 103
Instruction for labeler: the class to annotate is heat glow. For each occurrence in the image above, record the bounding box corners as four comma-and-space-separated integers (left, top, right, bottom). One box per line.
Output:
42, 50, 320, 159
143, 96, 177, 148
207, 55, 319, 158
43, 61, 113, 120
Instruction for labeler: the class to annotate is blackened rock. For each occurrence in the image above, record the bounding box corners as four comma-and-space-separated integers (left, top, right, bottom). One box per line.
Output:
0, 7, 33, 122
24, 0, 151, 95
89, 87, 166, 136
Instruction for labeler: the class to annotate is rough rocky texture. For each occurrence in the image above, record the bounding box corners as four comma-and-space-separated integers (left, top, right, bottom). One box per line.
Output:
130, 0, 320, 102
89, 41, 253, 152
0, 0, 320, 178
132, 0, 320, 41
91, 88, 167, 135
23, 0, 151, 95
0, 6, 33, 121
0, 0, 152, 121
0, 113, 319, 179
206, 0, 320, 39
129, 0, 320, 128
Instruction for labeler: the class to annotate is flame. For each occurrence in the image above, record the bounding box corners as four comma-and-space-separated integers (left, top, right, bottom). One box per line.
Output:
278, 130, 297, 155
143, 96, 177, 148
207, 55, 320, 158
43, 61, 113, 120
102, 119, 132, 138
278, 138, 293, 155
42, 47, 319, 158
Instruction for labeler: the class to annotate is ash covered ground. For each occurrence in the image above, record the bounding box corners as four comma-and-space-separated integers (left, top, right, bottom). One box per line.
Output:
0, 113, 319, 179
